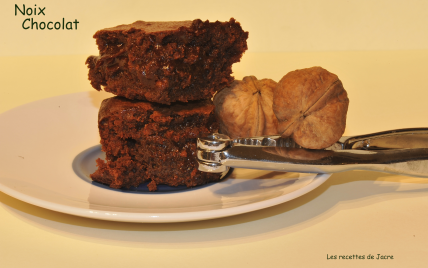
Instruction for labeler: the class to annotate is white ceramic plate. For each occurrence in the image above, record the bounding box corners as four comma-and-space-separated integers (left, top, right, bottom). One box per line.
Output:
0, 92, 331, 223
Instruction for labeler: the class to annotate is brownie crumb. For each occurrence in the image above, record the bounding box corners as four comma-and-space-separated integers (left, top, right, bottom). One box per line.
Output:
147, 180, 157, 191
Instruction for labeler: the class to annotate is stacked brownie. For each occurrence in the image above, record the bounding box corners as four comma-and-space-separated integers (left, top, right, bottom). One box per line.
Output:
86, 18, 248, 191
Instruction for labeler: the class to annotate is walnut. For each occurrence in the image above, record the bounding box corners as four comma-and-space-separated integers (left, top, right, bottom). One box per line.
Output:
213, 76, 278, 139
273, 67, 349, 149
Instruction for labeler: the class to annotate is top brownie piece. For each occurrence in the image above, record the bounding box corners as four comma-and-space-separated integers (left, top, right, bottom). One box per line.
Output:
86, 18, 248, 104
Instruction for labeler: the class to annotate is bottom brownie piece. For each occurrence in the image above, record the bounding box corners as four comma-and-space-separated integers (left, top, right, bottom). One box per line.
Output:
90, 97, 222, 191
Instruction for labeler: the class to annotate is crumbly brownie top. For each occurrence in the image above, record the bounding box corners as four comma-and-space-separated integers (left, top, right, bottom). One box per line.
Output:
98, 20, 193, 34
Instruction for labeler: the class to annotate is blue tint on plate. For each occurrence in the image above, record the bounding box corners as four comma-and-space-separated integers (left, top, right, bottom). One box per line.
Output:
90, 180, 222, 193
73, 144, 227, 194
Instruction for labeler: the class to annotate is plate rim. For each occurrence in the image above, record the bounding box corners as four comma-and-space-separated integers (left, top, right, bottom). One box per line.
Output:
0, 173, 330, 223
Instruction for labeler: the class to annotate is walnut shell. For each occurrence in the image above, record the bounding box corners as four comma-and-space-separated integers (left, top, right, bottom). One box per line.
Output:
214, 76, 278, 139
273, 67, 349, 149
264, 147, 334, 161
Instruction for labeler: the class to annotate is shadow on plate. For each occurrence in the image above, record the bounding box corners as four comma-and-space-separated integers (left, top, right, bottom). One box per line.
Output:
2, 170, 428, 248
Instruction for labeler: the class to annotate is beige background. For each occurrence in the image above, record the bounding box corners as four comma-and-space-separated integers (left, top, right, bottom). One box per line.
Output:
1, 0, 428, 56
1, 1, 428, 267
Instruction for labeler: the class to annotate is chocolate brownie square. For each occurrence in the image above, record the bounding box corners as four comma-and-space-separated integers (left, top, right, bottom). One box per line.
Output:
86, 18, 248, 104
90, 97, 222, 191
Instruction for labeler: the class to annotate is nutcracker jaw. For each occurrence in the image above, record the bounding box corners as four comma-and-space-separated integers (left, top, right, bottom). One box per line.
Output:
197, 133, 231, 173
196, 133, 301, 173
